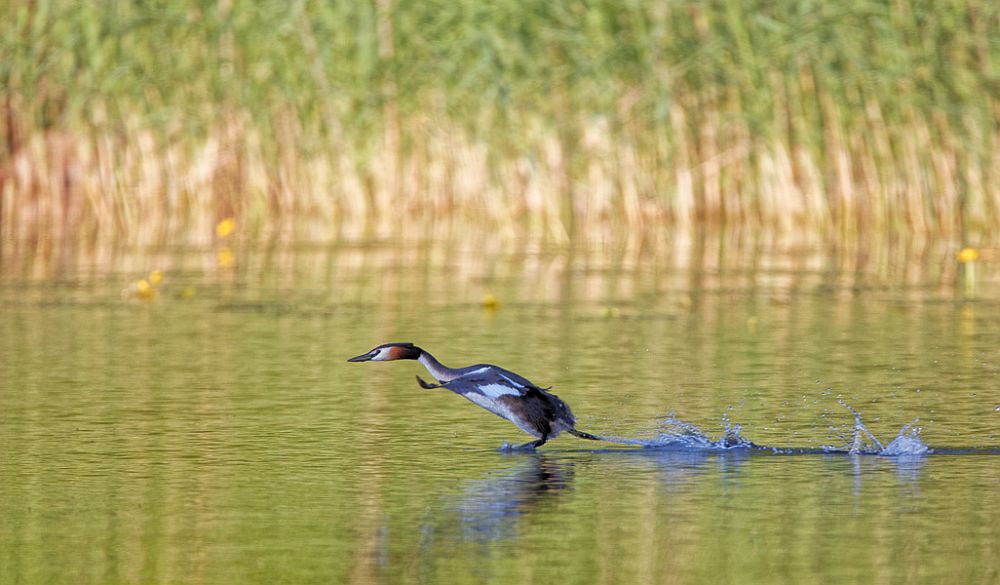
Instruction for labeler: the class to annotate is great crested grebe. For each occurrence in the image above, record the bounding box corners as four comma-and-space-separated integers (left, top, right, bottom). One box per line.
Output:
348, 342, 600, 449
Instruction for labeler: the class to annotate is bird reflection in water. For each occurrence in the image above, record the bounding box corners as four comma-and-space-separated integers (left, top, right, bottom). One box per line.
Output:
426, 454, 573, 544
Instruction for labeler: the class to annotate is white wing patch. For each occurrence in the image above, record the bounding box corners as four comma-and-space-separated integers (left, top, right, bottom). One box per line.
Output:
462, 393, 539, 437
477, 382, 521, 399
497, 372, 523, 386
464, 393, 515, 419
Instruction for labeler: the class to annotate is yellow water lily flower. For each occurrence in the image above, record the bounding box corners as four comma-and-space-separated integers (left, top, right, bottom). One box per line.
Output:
135, 279, 156, 300
216, 217, 236, 238
482, 291, 500, 311
957, 247, 979, 263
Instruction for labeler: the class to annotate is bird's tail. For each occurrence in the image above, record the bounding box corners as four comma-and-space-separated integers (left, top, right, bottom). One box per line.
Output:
568, 428, 602, 441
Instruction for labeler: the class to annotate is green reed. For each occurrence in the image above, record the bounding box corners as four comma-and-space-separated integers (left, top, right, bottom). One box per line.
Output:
1, 0, 998, 256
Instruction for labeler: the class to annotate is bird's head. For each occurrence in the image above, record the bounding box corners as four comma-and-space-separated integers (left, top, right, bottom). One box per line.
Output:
347, 342, 422, 363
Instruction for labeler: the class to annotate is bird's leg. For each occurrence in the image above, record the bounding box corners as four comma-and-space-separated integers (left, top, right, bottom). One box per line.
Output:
516, 434, 548, 450
416, 375, 442, 390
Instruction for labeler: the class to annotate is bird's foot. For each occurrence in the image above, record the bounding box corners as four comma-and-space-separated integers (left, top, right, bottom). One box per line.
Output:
499, 441, 537, 453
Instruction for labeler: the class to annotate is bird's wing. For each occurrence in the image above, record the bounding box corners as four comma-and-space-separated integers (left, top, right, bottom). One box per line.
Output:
416, 372, 539, 399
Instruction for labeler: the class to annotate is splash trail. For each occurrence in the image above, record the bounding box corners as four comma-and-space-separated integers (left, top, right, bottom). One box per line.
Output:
558, 403, 939, 457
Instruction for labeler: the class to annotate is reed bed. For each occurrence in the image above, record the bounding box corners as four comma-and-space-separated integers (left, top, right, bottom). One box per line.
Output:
2, 0, 999, 262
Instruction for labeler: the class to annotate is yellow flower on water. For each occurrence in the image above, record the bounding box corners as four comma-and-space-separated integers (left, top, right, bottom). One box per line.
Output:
957, 247, 979, 263
148, 269, 164, 285
216, 217, 236, 238
482, 291, 500, 311
135, 279, 156, 301
217, 247, 235, 267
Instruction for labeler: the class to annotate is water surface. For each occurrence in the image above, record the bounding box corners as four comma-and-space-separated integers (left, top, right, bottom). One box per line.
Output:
2, 241, 999, 584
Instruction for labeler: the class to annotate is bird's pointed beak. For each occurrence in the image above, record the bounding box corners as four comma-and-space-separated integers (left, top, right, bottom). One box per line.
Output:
347, 350, 376, 362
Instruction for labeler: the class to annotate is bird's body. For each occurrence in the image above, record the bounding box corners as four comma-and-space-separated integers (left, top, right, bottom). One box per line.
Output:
349, 343, 600, 449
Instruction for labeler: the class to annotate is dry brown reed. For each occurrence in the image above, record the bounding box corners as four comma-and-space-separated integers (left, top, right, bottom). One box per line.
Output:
3, 102, 998, 266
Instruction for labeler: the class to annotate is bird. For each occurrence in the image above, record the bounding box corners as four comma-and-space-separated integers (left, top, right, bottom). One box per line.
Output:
348, 342, 601, 450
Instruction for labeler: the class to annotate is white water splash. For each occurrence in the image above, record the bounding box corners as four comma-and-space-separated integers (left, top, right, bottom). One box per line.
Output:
881, 423, 930, 456
600, 414, 754, 450
842, 401, 885, 455
581, 401, 930, 457
826, 400, 931, 456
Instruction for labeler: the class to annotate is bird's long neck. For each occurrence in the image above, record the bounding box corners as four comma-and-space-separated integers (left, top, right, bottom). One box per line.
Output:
417, 350, 461, 382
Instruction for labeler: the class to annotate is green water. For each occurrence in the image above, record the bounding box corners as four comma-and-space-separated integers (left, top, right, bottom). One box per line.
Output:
2, 244, 999, 584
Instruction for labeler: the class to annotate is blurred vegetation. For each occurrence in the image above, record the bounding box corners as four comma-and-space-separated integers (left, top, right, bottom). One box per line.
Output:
1, 0, 999, 255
